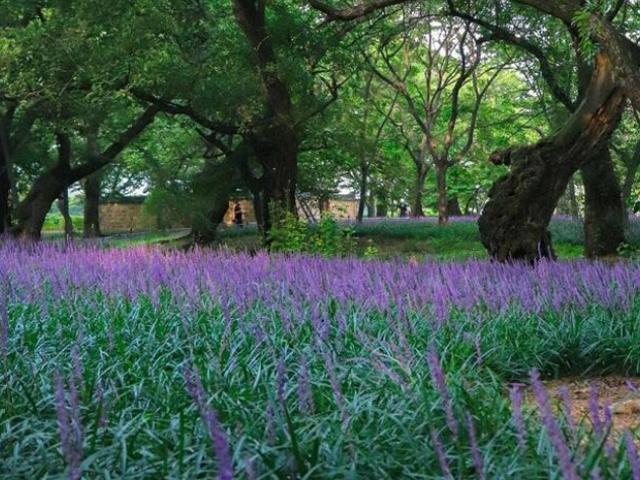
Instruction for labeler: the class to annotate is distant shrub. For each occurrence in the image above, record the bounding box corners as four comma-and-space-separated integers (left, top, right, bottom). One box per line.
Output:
268, 212, 354, 256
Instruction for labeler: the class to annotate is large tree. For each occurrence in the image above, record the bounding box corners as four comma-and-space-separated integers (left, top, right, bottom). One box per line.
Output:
310, 0, 638, 261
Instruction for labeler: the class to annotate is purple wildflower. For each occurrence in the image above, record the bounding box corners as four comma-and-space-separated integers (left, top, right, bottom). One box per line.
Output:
0, 298, 7, 360
509, 383, 526, 451
530, 369, 577, 480
558, 385, 575, 435
297, 356, 315, 413
466, 412, 484, 480
276, 354, 287, 405
589, 384, 603, 435
427, 345, 458, 437
183, 364, 233, 480
265, 400, 277, 446
430, 429, 452, 479
626, 431, 640, 480
53, 370, 83, 480
322, 349, 349, 428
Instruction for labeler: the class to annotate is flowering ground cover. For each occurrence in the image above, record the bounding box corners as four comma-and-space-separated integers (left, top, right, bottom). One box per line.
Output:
1, 242, 640, 478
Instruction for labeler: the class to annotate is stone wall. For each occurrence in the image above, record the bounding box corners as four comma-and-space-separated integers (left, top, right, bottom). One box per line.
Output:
99, 202, 157, 233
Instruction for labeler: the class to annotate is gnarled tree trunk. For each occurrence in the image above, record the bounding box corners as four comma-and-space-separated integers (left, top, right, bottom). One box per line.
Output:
581, 147, 625, 258
233, 0, 299, 239
479, 53, 625, 262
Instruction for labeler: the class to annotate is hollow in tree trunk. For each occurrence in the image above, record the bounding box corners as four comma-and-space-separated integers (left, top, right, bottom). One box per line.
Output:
479, 54, 625, 262
581, 147, 625, 258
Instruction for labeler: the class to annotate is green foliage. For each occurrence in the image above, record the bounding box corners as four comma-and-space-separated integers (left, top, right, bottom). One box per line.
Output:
268, 212, 355, 256
617, 242, 640, 260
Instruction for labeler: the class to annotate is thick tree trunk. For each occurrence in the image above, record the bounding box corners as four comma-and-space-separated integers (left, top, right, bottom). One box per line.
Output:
479, 54, 625, 262
581, 147, 625, 258
412, 163, 428, 217
435, 161, 449, 225
83, 173, 102, 238
13, 134, 72, 240
233, 0, 299, 239
251, 125, 298, 234
83, 132, 102, 238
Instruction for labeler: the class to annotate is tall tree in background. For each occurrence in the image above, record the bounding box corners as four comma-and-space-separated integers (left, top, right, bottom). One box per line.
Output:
366, 13, 504, 223
310, 0, 638, 261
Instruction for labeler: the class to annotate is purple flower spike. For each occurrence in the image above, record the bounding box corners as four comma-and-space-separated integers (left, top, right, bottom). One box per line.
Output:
530, 369, 577, 480
183, 364, 233, 480
589, 384, 603, 436
0, 299, 7, 360
509, 383, 526, 451
297, 356, 315, 413
53, 370, 83, 480
558, 386, 575, 435
466, 412, 484, 480
625, 431, 640, 480
427, 345, 458, 438
430, 429, 452, 480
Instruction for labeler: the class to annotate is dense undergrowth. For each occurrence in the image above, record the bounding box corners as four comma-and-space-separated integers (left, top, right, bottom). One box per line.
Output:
1, 243, 640, 478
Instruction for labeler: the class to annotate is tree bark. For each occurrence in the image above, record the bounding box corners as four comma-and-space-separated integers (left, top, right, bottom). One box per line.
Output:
233, 0, 299, 237
479, 53, 625, 262
83, 132, 102, 238
581, 147, 625, 258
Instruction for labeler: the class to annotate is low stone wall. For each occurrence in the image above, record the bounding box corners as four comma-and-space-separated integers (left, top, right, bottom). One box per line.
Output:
99, 203, 157, 233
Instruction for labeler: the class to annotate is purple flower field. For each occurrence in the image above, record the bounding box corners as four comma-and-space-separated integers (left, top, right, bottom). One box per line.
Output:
1, 242, 640, 479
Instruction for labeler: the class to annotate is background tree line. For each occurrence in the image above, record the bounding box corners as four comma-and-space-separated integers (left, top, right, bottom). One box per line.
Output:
0, 0, 638, 261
